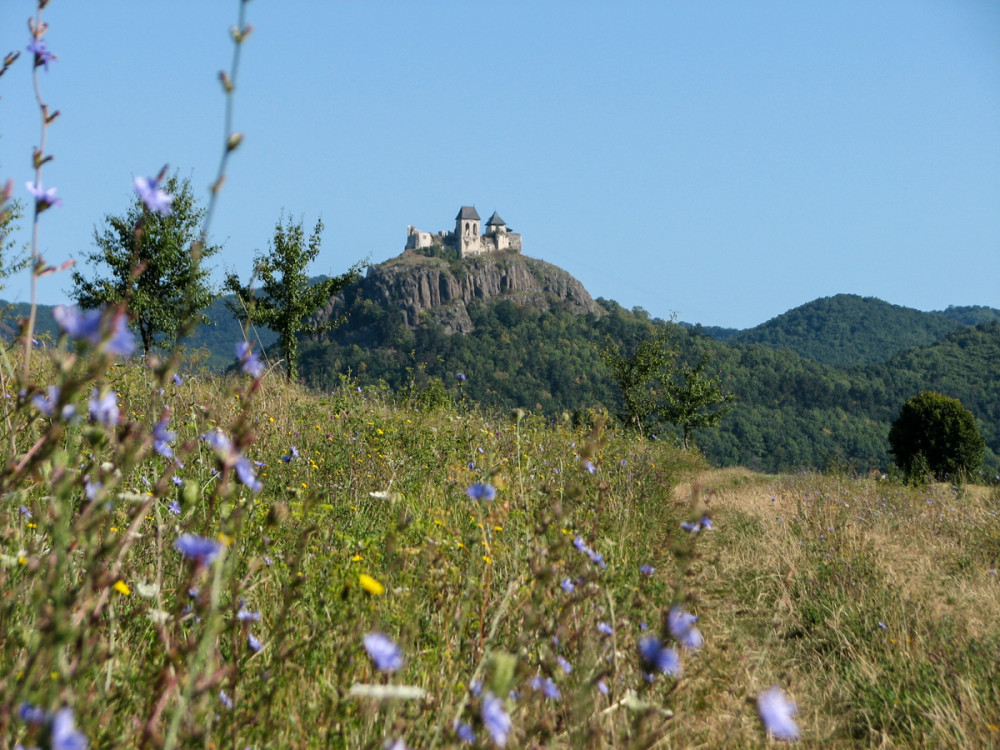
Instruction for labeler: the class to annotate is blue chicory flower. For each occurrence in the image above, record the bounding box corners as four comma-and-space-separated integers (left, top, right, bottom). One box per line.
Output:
582, 459, 596, 474
757, 685, 800, 741
236, 341, 264, 378
559, 578, 575, 593
133, 175, 173, 215
638, 636, 682, 678
363, 632, 403, 672
597, 679, 609, 696
33, 386, 75, 421
248, 633, 262, 652
27, 38, 56, 71
19, 505, 31, 519
557, 656, 572, 674
175, 534, 223, 565
26, 181, 62, 210
172, 373, 183, 386
50, 707, 87, 750
237, 608, 261, 622
481, 692, 511, 747
219, 691, 233, 710
668, 605, 704, 651
235, 456, 263, 493
18, 702, 46, 724
456, 372, 466, 381
639, 564, 655, 576
153, 416, 176, 459
467, 483, 497, 502
454, 722, 476, 743
168, 499, 181, 514
52, 305, 135, 356
88, 388, 119, 426
597, 622, 613, 636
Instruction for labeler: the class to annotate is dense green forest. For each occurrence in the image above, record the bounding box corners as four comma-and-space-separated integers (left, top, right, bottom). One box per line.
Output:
295, 285, 1000, 477
5, 285, 998, 477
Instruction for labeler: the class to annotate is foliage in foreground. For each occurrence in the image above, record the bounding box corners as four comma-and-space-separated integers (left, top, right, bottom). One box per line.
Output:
2, 341, 998, 748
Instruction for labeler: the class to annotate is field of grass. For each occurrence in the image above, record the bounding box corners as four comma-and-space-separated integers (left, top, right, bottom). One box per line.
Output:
1, 343, 998, 749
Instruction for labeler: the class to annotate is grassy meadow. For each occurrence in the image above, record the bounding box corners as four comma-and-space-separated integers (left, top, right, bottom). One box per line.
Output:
1, 348, 998, 748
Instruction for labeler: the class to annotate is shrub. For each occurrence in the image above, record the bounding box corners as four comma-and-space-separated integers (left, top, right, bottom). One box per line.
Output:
888, 390, 985, 481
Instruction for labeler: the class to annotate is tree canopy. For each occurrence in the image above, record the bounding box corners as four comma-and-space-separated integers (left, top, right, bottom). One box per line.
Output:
70, 174, 219, 354
225, 214, 363, 381
888, 390, 985, 482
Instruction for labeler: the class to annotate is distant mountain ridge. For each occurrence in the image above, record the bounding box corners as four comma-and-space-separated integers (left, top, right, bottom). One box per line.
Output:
703, 294, 1000, 366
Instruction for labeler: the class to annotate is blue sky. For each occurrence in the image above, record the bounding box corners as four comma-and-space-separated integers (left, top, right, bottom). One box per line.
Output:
1, 1, 997, 329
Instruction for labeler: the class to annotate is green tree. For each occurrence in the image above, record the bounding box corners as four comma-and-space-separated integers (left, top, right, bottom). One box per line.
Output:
600, 331, 674, 434
659, 354, 731, 449
0, 194, 28, 291
888, 390, 985, 481
225, 214, 363, 382
70, 174, 220, 354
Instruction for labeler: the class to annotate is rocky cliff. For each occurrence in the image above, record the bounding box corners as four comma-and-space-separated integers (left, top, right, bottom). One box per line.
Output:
320, 251, 604, 335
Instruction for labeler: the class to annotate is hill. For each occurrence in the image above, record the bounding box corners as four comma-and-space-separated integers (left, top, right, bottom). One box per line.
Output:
295, 254, 1000, 476
726, 294, 979, 366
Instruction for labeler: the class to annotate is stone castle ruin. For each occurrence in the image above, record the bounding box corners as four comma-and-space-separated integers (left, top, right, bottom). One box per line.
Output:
405, 206, 522, 258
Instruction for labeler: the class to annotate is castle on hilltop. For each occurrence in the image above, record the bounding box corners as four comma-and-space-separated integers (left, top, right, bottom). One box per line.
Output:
405, 206, 522, 258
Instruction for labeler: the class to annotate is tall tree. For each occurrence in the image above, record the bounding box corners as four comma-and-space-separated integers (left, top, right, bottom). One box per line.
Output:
600, 330, 674, 435
225, 214, 363, 381
71, 174, 219, 354
659, 354, 731, 449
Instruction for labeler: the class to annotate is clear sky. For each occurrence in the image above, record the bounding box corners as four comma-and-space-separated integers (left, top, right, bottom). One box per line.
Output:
1, 1, 998, 330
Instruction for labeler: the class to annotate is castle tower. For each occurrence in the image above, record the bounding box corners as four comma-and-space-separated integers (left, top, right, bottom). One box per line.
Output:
485, 211, 507, 234
455, 206, 481, 257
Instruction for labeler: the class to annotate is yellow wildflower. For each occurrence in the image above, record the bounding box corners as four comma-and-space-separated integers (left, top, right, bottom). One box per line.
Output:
359, 574, 385, 596
113, 580, 131, 596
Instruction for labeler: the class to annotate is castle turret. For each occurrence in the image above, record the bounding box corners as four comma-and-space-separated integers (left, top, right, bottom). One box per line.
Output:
485, 211, 507, 234
456, 206, 481, 257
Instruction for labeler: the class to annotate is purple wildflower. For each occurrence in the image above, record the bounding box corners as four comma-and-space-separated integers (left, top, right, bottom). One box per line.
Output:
248, 633, 262, 652
638, 636, 682, 677
153, 417, 176, 459
757, 685, 800, 741
235, 456, 263, 493
51, 707, 87, 750
172, 373, 183, 386
26, 181, 62, 210
454, 722, 476, 743
237, 608, 261, 622
559, 578, 575, 593
467, 483, 497, 502
88, 389, 119, 427
456, 372, 466, 382
168, 499, 181, 514
582, 459, 596, 474
281, 445, 299, 463
363, 632, 403, 672
19, 505, 31, 519
597, 622, 613, 636
219, 690, 233, 710
18, 702, 46, 724
84, 480, 102, 502
668, 605, 704, 651
33, 386, 75, 420
537, 676, 561, 699
175, 534, 223, 565
573, 536, 587, 552
557, 656, 572, 674
27, 38, 56, 71
52, 305, 135, 356
481, 693, 511, 747
639, 564, 655, 576
597, 679, 609, 696
133, 175, 173, 215
236, 341, 264, 377
469, 679, 482, 697
680, 520, 700, 533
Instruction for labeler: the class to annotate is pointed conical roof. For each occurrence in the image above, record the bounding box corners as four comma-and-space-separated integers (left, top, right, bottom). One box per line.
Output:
486, 211, 506, 227
456, 206, 480, 221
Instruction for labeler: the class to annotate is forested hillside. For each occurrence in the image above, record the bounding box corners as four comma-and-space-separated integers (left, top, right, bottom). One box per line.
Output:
4, 268, 997, 477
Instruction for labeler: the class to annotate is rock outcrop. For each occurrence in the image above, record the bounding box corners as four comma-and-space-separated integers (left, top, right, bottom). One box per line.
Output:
320, 252, 603, 335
